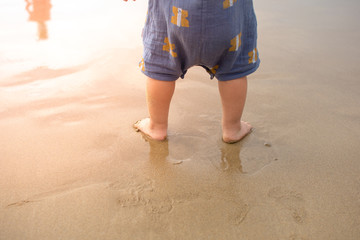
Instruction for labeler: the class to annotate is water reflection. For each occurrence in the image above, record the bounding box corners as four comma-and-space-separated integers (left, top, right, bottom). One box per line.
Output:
145, 137, 169, 166
143, 133, 244, 174
25, 0, 52, 40
219, 142, 244, 173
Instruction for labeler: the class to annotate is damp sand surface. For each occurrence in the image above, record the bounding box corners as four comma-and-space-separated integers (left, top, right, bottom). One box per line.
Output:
1, 0, 360, 239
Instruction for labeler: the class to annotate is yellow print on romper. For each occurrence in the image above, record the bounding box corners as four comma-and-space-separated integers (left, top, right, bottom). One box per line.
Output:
229, 33, 242, 52
248, 48, 258, 64
163, 37, 178, 57
223, 0, 237, 9
171, 6, 189, 27
210, 65, 219, 75
139, 58, 145, 71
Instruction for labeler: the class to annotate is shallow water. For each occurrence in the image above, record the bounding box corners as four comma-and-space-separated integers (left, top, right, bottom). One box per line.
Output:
1, 0, 360, 239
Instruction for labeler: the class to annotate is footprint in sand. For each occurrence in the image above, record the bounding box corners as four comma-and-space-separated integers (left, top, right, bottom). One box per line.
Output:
145, 198, 174, 215
233, 203, 250, 225
115, 189, 174, 215
110, 179, 175, 216
268, 187, 307, 224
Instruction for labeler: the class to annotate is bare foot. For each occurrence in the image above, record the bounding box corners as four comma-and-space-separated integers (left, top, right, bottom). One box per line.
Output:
222, 121, 252, 144
133, 118, 167, 141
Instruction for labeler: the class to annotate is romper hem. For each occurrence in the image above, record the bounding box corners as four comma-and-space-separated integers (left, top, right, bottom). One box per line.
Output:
215, 60, 260, 81
141, 70, 179, 81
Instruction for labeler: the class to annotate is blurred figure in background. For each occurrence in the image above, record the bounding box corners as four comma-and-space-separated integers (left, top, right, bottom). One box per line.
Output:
25, 0, 52, 40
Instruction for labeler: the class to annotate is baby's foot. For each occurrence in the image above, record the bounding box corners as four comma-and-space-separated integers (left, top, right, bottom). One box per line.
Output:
133, 118, 167, 141
222, 121, 252, 144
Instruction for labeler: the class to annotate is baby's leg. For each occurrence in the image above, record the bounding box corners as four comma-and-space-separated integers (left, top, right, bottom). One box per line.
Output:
218, 76, 252, 143
134, 77, 176, 141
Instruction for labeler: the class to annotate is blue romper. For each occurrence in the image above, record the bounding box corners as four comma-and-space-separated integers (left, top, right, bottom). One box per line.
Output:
140, 0, 260, 81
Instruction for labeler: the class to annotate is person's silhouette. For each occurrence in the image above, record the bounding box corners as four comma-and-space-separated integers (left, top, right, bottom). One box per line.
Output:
25, 0, 52, 40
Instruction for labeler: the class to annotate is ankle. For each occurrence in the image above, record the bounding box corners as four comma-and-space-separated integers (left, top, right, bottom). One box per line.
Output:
222, 120, 241, 132
149, 119, 168, 131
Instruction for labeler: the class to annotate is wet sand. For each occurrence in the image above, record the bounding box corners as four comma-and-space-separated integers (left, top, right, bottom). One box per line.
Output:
1, 0, 360, 239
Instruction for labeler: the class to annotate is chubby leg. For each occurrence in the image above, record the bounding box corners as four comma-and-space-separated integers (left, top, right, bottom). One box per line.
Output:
134, 77, 176, 141
218, 76, 252, 143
